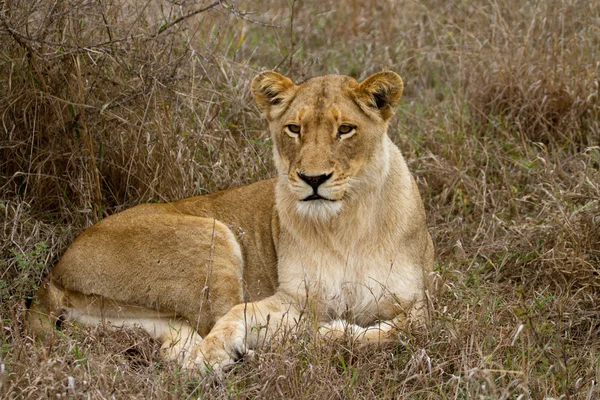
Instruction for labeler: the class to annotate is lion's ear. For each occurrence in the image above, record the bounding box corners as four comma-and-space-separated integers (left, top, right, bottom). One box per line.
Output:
251, 71, 297, 118
356, 71, 404, 121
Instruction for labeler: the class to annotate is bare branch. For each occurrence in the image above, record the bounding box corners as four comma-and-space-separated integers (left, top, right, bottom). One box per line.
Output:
152, 0, 220, 38
288, 0, 297, 76
220, 0, 281, 28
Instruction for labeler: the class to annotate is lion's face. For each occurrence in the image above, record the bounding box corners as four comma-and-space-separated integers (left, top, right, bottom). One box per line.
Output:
251, 72, 404, 220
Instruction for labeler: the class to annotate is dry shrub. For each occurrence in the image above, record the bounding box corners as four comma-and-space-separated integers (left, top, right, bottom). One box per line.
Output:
0, 0, 272, 225
1, 0, 599, 398
463, 1, 600, 147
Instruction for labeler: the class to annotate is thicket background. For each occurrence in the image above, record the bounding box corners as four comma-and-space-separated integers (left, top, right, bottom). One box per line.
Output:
1, 0, 598, 398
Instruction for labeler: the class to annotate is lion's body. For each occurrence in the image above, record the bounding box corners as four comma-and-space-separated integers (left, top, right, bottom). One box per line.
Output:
29, 71, 434, 374
29, 180, 278, 340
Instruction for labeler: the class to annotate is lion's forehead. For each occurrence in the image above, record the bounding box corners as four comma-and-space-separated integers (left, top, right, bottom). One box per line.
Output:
297, 74, 357, 91
289, 82, 363, 123
295, 106, 339, 129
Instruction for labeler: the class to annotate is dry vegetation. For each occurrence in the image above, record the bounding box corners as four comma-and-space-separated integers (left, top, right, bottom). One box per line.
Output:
1, 0, 599, 398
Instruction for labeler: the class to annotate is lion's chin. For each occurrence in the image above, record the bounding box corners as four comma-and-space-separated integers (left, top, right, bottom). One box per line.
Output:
295, 200, 343, 222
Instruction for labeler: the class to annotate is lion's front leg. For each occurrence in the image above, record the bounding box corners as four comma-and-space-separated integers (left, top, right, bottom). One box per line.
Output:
185, 292, 299, 375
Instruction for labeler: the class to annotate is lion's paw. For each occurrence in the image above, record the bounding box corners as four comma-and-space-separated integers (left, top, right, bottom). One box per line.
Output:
184, 333, 247, 376
160, 330, 203, 365
319, 320, 397, 342
319, 320, 366, 340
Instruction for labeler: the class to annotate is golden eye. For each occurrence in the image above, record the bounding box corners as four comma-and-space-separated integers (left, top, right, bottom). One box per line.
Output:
338, 124, 355, 136
286, 124, 301, 135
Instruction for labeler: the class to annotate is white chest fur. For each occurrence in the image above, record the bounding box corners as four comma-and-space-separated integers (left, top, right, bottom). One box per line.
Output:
276, 209, 424, 325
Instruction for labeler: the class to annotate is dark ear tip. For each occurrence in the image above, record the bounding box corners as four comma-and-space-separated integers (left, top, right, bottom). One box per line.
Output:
365, 70, 401, 78
378, 71, 400, 77
359, 71, 404, 93
255, 70, 275, 79
252, 70, 283, 82
251, 71, 273, 88
251, 71, 293, 92
378, 71, 403, 87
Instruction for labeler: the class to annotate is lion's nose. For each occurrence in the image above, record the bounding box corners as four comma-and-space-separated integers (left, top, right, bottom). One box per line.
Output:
297, 172, 332, 191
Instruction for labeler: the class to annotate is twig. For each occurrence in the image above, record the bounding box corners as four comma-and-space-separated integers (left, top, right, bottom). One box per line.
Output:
1, 1, 219, 47
152, 0, 220, 38
74, 54, 103, 222
220, 1, 281, 28
1, 0, 276, 52
96, 0, 114, 42
1, 17, 142, 51
288, 0, 297, 76
0, 11, 39, 56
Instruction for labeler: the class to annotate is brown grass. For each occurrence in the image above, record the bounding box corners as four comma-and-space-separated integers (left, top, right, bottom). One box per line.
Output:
1, 0, 599, 398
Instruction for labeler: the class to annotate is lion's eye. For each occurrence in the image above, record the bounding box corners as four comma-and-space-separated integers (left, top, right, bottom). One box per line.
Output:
285, 124, 301, 137
338, 124, 356, 136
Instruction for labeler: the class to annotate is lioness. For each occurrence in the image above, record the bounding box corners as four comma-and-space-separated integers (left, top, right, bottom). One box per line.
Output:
28, 71, 434, 374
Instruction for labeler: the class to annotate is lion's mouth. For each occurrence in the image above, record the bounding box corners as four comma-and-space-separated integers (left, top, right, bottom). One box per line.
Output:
301, 193, 339, 202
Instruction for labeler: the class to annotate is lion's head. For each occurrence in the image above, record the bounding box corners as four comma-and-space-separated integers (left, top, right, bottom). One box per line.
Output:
251, 71, 404, 220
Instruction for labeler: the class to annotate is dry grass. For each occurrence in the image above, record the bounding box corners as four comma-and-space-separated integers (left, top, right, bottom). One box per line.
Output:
1, 0, 599, 398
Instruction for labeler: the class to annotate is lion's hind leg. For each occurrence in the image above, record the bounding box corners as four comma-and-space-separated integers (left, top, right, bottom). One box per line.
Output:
69, 312, 203, 365
29, 284, 203, 364
63, 293, 205, 364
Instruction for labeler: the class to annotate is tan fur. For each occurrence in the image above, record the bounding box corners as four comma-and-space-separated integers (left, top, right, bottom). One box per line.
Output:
28, 71, 434, 375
